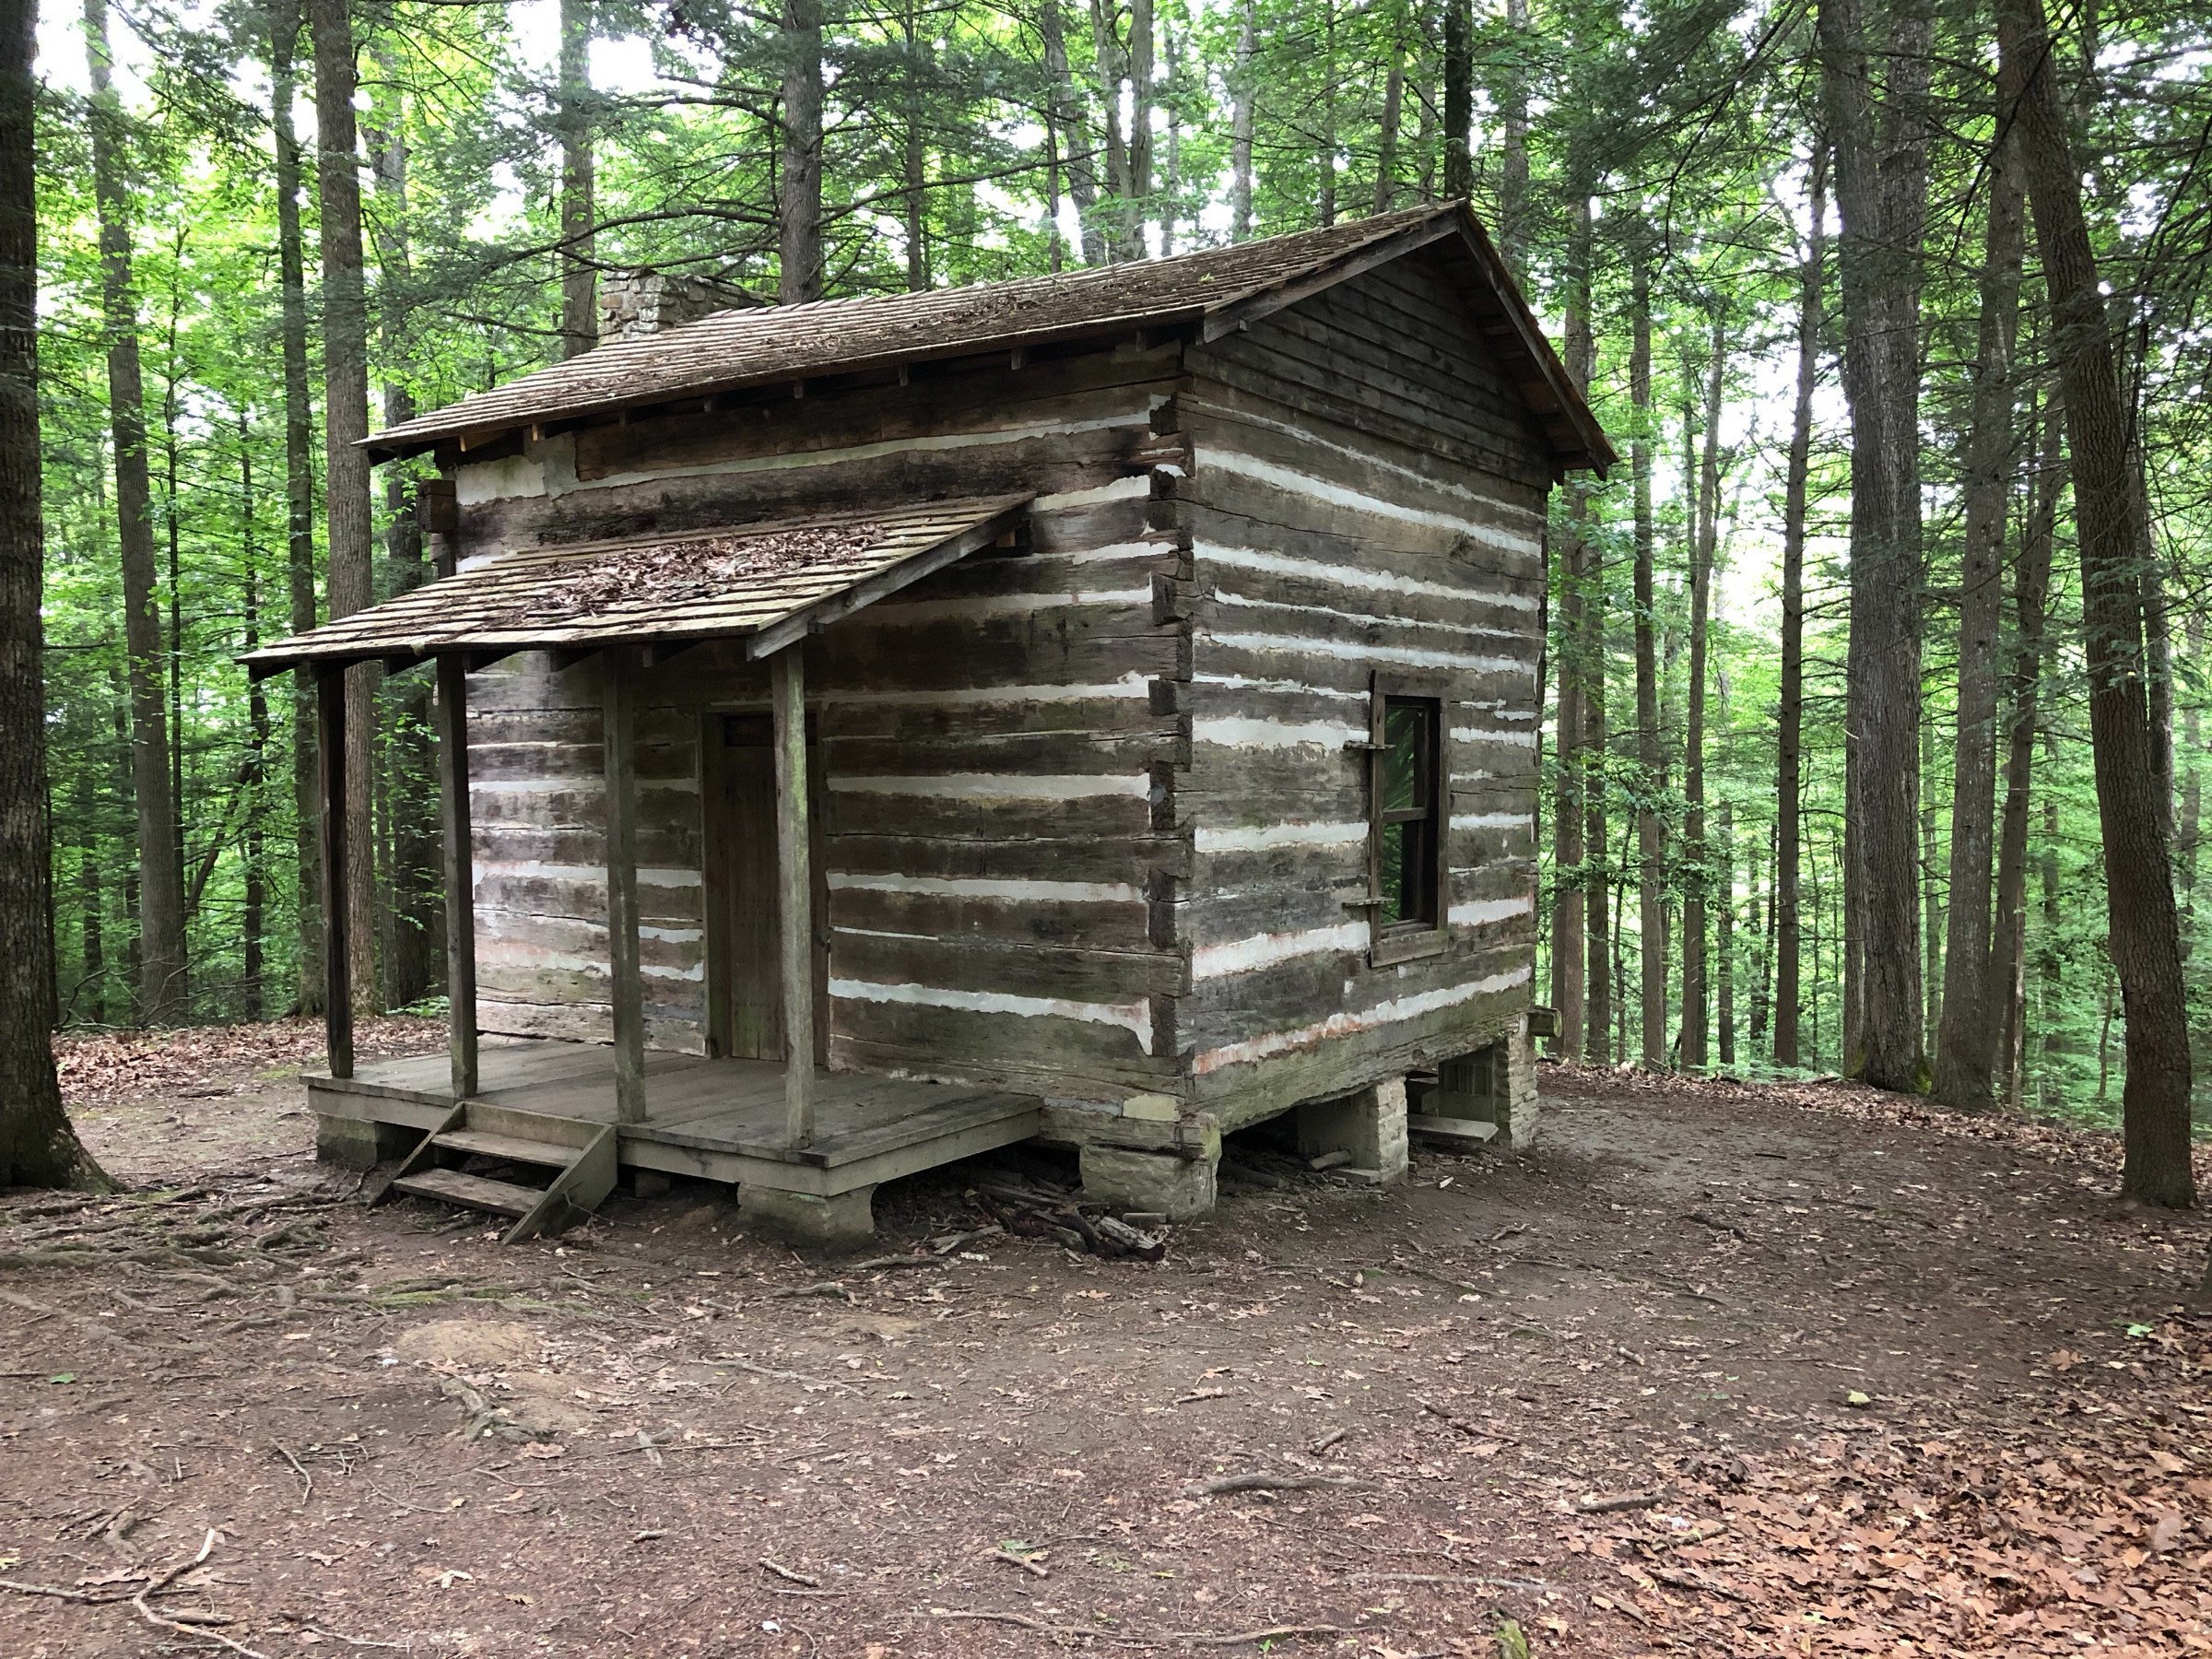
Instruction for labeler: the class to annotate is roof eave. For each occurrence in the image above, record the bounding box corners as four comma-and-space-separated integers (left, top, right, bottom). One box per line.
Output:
357, 309, 1218, 463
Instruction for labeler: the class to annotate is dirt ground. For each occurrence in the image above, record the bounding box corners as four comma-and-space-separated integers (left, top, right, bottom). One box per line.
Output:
5, 1025, 2210, 1658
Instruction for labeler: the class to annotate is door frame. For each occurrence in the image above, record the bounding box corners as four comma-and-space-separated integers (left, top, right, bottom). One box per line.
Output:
700, 707, 830, 1063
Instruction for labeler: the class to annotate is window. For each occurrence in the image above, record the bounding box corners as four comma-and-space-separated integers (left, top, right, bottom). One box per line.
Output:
1371, 690, 1445, 951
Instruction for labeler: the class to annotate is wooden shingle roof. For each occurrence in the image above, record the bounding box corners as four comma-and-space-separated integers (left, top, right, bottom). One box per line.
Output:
368, 204, 1614, 474
241, 496, 1031, 677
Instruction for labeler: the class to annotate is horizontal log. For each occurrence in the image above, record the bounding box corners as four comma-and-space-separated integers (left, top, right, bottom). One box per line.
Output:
829, 881, 1153, 952
571, 344, 1177, 482
828, 929, 1182, 1002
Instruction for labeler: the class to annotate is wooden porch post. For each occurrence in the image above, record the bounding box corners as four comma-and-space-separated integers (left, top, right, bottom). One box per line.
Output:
771, 646, 815, 1147
316, 664, 354, 1079
436, 654, 478, 1100
604, 646, 647, 1124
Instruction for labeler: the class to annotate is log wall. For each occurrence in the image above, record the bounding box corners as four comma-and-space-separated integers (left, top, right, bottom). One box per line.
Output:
1175, 247, 1550, 1126
452, 343, 1191, 1102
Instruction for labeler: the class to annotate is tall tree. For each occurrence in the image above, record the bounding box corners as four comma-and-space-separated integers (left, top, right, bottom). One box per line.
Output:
1228, 0, 1255, 240
1630, 222, 1666, 1069
1819, 0, 1934, 1091
1991, 390, 2060, 1109
1679, 311, 1724, 1070
1773, 141, 1826, 1069
270, 0, 322, 1018
368, 42, 439, 1010
1496, 0, 1531, 265
780, 0, 825, 300
1372, 2, 1403, 215
307, 0, 379, 1013
1717, 799, 1736, 1065
1550, 220, 1588, 1061
84, 0, 188, 1022
1039, 0, 1100, 264
1573, 194, 1610, 1067
0, 0, 110, 1187
239, 418, 268, 1022
559, 0, 596, 355
1933, 124, 2026, 1109
1441, 0, 1472, 200
1998, 0, 2194, 1206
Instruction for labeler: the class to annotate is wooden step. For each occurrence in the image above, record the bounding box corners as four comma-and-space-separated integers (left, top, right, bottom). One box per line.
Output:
393, 1167, 544, 1218
1407, 1113, 1500, 1144
433, 1128, 575, 1169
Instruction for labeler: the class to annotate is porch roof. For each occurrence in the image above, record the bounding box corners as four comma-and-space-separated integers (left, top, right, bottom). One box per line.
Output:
241, 494, 1031, 677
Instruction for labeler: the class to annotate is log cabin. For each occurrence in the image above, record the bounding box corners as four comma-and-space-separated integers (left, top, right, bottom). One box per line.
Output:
244, 203, 1613, 1246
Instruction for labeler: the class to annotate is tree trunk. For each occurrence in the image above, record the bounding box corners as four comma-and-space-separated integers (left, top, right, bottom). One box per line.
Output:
241, 418, 267, 1021
1992, 390, 2060, 1111
1159, 28, 1182, 254
1548, 202, 1590, 1058
1039, 0, 1099, 266
368, 53, 441, 1012
1497, 0, 1530, 265
1718, 800, 1735, 1066
1679, 312, 1724, 1070
77, 767, 104, 1026
84, 0, 187, 1024
0, 0, 112, 1188
270, 0, 321, 1018
902, 2, 927, 289
1922, 714, 1942, 1042
1441, 0, 1472, 200
1372, 9, 1403, 216
1820, 0, 1933, 1092
1933, 130, 2026, 1109
1570, 195, 1609, 1067
1087, 0, 1131, 258
1630, 225, 1665, 1069
1752, 819, 1775, 1052
778, 0, 824, 301
1125, 0, 1152, 254
559, 0, 596, 355
1772, 146, 1822, 1069
1230, 0, 1255, 241
160, 271, 185, 926
1317, 0, 1337, 228
308, 0, 380, 1016
2180, 606, 2202, 919
1999, 0, 2194, 1206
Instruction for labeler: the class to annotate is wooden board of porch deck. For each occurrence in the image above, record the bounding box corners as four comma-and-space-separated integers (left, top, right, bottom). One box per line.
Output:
307, 1037, 1042, 1194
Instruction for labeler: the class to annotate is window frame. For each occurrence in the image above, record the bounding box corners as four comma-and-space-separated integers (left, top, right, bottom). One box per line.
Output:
1362, 672, 1453, 967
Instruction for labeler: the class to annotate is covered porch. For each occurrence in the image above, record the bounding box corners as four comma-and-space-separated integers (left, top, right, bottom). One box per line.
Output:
244, 496, 1039, 1243
309, 1038, 1041, 1226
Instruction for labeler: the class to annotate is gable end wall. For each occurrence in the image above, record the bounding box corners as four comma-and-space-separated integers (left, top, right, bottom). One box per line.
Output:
1175, 247, 1551, 1127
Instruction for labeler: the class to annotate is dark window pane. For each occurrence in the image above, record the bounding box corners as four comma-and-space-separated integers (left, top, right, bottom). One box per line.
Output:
1398, 817, 1435, 924
1378, 822, 1407, 925
1382, 700, 1430, 811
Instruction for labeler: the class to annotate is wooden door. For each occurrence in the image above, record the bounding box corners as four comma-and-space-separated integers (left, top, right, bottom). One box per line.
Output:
703, 713, 828, 1062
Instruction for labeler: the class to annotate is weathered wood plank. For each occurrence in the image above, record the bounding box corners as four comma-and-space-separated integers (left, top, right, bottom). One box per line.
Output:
436, 654, 479, 1099
772, 647, 816, 1147
569, 343, 1177, 482
458, 424, 1151, 554
317, 666, 353, 1079
604, 647, 647, 1124
828, 930, 1184, 1001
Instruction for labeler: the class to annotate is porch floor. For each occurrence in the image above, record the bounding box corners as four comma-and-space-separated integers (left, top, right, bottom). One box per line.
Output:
307, 1037, 1042, 1197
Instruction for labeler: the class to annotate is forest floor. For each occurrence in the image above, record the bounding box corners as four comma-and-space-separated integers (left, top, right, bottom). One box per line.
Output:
3, 1023, 2209, 1658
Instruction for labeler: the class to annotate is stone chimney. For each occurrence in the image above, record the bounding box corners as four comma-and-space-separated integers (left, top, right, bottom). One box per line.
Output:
598, 267, 765, 342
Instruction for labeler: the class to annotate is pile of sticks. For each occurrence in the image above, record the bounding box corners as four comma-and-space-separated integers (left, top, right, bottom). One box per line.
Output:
967, 1176, 1166, 1261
